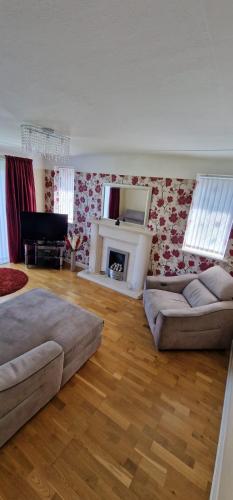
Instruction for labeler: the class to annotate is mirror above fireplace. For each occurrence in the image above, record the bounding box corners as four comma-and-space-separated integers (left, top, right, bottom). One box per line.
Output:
102, 184, 152, 227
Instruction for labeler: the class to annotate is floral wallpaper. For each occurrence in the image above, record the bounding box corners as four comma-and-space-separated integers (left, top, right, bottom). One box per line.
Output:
45, 170, 233, 276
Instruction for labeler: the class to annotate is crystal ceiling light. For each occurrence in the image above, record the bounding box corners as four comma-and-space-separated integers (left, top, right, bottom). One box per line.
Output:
21, 124, 70, 162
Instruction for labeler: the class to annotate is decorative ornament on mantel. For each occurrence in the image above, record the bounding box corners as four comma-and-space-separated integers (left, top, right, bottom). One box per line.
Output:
21, 124, 70, 162
65, 234, 83, 272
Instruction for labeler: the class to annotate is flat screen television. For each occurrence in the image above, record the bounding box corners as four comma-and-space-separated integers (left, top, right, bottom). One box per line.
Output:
21, 212, 68, 242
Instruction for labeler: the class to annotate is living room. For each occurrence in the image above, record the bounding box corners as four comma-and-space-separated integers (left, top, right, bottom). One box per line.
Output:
0, 2, 233, 500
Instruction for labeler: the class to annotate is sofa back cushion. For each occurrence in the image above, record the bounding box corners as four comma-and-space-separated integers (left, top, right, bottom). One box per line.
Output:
199, 266, 233, 301
183, 279, 218, 308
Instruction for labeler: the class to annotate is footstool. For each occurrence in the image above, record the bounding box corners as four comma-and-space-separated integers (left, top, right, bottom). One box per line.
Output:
0, 288, 103, 446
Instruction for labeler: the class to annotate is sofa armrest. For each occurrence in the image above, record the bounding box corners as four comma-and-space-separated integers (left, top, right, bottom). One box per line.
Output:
145, 274, 197, 293
0, 341, 64, 446
161, 301, 233, 318
0, 341, 63, 392
155, 302, 233, 350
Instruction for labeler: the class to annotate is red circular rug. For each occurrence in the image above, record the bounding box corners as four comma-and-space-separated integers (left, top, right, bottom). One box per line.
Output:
0, 268, 28, 296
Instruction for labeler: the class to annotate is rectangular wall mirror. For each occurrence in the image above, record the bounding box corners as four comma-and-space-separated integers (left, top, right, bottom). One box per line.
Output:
102, 184, 152, 226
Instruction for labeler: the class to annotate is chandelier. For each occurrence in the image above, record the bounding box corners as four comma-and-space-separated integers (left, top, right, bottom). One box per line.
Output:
21, 124, 70, 161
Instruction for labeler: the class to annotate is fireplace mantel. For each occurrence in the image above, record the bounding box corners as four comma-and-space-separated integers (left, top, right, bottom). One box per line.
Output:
88, 217, 153, 237
78, 218, 153, 298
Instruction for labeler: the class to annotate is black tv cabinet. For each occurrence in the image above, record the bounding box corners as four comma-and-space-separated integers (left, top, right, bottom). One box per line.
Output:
24, 241, 65, 269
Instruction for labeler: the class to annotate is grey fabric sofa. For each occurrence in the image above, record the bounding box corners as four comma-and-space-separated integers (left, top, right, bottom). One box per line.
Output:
143, 266, 233, 350
0, 288, 103, 447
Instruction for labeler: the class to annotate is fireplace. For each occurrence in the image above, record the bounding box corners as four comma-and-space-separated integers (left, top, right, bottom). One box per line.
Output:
78, 218, 153, 299
106, 247, 129, 281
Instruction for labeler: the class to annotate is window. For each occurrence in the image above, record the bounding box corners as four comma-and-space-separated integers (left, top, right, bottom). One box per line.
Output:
0, 158, 9, 264
182, 175, 233, 260
103, 185, 110, 218
54, 168, 74, 223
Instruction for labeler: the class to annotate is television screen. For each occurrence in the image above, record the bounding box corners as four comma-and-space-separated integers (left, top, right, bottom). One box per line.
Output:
21, 212, 68, 242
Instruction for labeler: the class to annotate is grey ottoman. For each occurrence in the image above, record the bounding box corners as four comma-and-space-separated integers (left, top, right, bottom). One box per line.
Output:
0, 288, 103, 446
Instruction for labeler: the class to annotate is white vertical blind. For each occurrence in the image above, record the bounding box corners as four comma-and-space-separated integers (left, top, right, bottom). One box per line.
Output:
0, 158, 9, 264
54, 168, 74, 223
183, 175, 233, 260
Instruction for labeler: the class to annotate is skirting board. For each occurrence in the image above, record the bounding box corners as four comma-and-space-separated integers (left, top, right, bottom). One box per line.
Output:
78, 270, 142, 299
210, 342, 233, 500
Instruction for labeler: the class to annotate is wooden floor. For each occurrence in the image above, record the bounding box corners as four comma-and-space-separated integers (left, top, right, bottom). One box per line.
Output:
0, 265, 229, 500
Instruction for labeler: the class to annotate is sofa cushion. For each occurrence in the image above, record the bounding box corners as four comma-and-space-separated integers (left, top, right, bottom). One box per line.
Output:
199, 266, 233, 301
0, 288, 103, 369
143, 289, 190, 328
183, 279, 218, 308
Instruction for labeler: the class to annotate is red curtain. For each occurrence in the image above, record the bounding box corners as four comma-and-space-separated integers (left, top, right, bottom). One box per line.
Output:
6, 156, 37, 263
109, 187, 120, 219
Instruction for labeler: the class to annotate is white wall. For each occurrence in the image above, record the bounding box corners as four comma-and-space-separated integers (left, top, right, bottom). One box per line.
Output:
45, 152, 233, 179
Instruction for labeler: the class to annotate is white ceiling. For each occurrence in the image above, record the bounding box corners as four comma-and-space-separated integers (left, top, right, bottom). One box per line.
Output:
1, 0, 233, 155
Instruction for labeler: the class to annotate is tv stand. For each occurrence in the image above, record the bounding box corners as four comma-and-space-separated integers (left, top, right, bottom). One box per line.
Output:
24, 241, 65, 269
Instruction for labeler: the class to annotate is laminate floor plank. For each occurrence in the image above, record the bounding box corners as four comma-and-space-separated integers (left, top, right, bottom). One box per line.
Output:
0, 265, 229, 499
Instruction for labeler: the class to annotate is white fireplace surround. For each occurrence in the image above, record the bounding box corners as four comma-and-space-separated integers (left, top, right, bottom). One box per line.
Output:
78, 218, 153, 298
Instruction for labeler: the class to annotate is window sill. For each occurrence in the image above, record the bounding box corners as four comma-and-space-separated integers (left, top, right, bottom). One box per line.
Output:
182, 247, 227, 262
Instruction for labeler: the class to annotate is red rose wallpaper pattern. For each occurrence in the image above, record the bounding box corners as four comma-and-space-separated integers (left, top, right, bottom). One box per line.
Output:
45, 170, 233, 276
